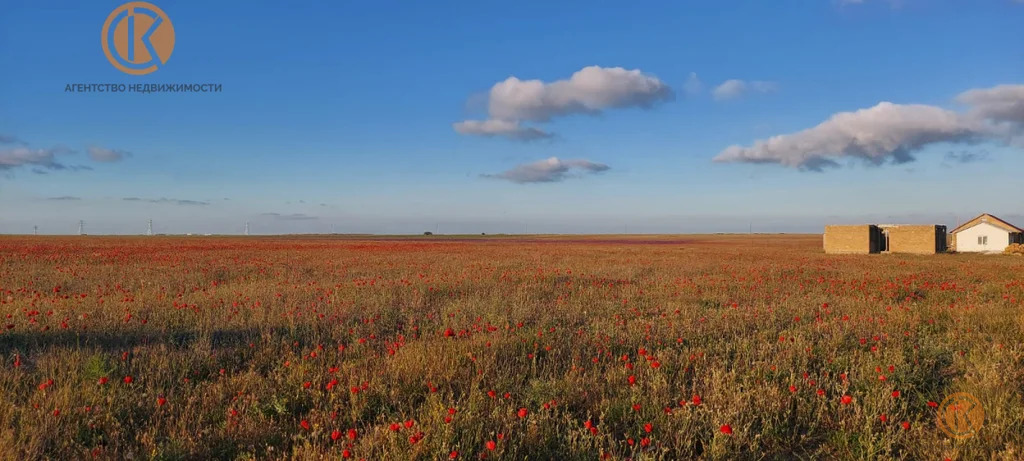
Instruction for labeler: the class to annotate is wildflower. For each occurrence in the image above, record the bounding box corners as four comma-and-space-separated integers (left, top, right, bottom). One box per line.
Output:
720, 424, 733, 435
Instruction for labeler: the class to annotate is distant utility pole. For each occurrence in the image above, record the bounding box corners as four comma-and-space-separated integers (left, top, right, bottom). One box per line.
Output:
78, 220, 84, 236
245, 221, 250, 236
749, 222, 753, 234
147, 219, 153, 236
33, 225, 38, 236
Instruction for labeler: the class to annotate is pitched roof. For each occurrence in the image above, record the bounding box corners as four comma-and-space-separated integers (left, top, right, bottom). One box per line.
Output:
950, 213, 1024, 234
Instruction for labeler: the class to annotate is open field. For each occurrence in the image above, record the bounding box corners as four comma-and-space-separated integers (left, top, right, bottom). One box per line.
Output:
1, 234, 1022, 460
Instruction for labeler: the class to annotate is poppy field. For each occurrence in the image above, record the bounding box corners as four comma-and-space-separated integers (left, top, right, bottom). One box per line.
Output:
1, 234, 1022, 460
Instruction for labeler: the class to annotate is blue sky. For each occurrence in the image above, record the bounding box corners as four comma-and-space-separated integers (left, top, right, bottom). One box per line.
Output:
1, 0, 1022, 234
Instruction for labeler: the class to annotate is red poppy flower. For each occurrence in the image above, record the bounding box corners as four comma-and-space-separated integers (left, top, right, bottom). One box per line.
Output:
720, 424, 733, 435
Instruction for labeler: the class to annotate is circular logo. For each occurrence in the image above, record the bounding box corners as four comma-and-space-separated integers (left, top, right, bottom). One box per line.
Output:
936, 392, 984, 439
101, 2, 175, 75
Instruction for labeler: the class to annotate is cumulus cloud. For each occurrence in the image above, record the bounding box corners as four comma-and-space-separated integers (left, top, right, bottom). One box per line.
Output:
452, 119, 552, 141
455, 66, 673, 140
712, 79, 778, 101
0, 146, 74, 171
88, 146, 131, 162
957, 84, 1024, 137
483, 157, 610, 183
123, 197, 210, 206
714, 83, 1024, 170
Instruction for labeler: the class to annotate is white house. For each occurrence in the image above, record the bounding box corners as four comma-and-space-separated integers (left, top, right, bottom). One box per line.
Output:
951, 214, 1024, 253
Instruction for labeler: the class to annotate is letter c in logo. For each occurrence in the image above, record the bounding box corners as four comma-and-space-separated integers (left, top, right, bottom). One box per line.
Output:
102, 2, 175, 75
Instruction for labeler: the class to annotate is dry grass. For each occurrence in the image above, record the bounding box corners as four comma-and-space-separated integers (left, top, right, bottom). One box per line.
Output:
1, 234, 1022, 460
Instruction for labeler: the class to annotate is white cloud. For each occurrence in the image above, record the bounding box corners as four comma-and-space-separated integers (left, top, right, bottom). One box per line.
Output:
0, 146, 73, 171
957, 84, 1024, 125
488, 66, 673, 122
455, 66, 672, 140
88, 146, 131, 162
452, 119, 552, 141
712, 79, 778, 101
714, 83, 1024, 170
683, 72, 703, 97
483, 157, 610, 183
